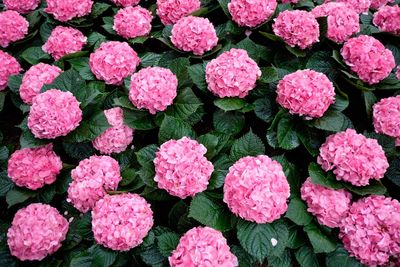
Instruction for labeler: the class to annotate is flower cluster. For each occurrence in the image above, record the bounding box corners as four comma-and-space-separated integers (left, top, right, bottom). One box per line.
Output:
317, 129, 389, 186
0, 50, 21, 91
8, 144, 62, 190
340, 195, 400, 266
370, 0, 393, 10
341, 35, 395, 84
67, 155, 122, 212
42, 26, 87, 61
0, 10, 28, 48
300, 178, 352, 228
228, 0, 277, 28
89, 41, 140, 85
3, 0, 40, 14
28, 89, 82, 139
129, 67, 178, 114
336, 0, 371, 14
92, 107, 134, 154
92, 193, 153, 251
205, 48, 261, 98
169, 227, 238, 267
171, 16, 218, 55
156, 0, 201, 25
373, 95, 400, 140
110, 0, 140, 7
273, 10, 319, 49
19, 63, 62, 104
45, 0, 93, 22
113, 6, 152, 39
311, 2, 360, 43
7, 203, 69, 261
154, 137, 214, 199
276, 69, 335, 118
223, 155, 290, 223
373, 5, 400, 36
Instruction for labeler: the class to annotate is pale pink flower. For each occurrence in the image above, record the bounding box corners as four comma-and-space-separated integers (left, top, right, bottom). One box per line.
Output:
373, 95, 400, 140
273, 10, 319, 49
45, 0, 93, 22
3, 0, 40, 14
92, 193, 153, 251
0, 10, 28, 48
169, 227, 238, 267
154, 137, 214, 199
205, 48, 261, 98
171, 16, 218, 55
340, 195, 400, 266
7, 203, 69, 261
28, 89, 82, 139
19, 63, 62, 104
113, 6, 152, 39
276, 69, 335, 118
156, 0, 201, 25
317, 129, 389, 186
370, 0, 393, 9
0, 50, 21, 91
223, 155, 290, 223
129, 66, 178, 114
336, 0, 371, 14
300, 177, 352, 228
42, 26, 87, 61
228, 0, 277, 27
373, 5, 400, 35
110, 0, 140, 7
92, 108, 134, 154
341, 35, 395, 84
89, 41, 140, 85
8, 144, 62, 190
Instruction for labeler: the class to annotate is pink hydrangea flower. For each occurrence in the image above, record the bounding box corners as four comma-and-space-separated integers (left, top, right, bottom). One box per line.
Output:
92, 193, 153, 251
169, 227, 238, 267
19, 63, 62, 104
92, 108, 134, 154
300, 177, 352, 228
129, 67, 178, 114
7, 203, 69, 261
154, 137, 214, 199
3, 0, 40, 14
0, 50, 21, 91
67, 155, 122, 212
370, 0, 393, 9
276, 69, 335, 118
373, 95, 400, 140
0, 10, 28, 48
280, 0, 299, 3
335, 0, 371, 14
317, 129, 389, 186
28, 89, 83, 139
273, 10, 319, 49
171, 16, 218, 55
340, 195, 400, 266
42, 26, 87, 61
228, 0, 277, 28
341, 35, 395, 84
156, 0, 201, 25
8, 144, 62, 190
205, 48, 261, 98
373, 5, 400, 35
223, 155, 290, 223
45, 0, 93, 22
110, 0, 140, 7
113, 6, 152, 39
89, 41, 140, 85
311, 2, 360, 43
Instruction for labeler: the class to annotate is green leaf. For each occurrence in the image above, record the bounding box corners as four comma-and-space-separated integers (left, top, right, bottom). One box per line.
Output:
65, 111, 110, 143
326, 246, 364, 267
268, 249, 292, 267
208, 154, 233, 189
311, 110, 353, 132
285, 198, 313, 226
236, 38, 271, 62
230, 130, 265, 161
63, 142, 95, 160
20, 130, 49, 148
7, 74, 23, 94
188, 193, 232, 231
197, 133, 219, 159
87, 32, 107, 49
69, 253, 92, 267
386, 158, 400, 187
136, 144, 158, 167
297, 126, 322, 157
231, 245, 257, 267
286, 45, 307, 57
213, 110, 245, 135
188, 63, 208, 92
277, 117, 300, 150
157, 232, 180, 257
332, 92, 349, 112
295, 246, 319, 267
123, 109, 157, 130
21, 47, 50, 64
140, 52, 162, 67
159, 116, 196, 143
67, 57, 96, 81
158, 57, 190, 86
308, 162, 344, 189
217, 0, 230, 17
306, 51, 337, 80
91, 2, 111, 18
89, 245, 117, 267
0, 172, 14, 197
165, 87, 203, 119
140, 246, 166, 267
6, 188, 36, 207
253, 98, 276, 123
344, 180, 387, 196
102, 17, 116, 35
304, 224, 337, 253
259, 67, 279, 83
214, 98, 246, 111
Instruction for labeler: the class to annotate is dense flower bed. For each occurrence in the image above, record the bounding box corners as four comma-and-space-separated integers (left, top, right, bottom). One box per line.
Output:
0, 0, 400, 266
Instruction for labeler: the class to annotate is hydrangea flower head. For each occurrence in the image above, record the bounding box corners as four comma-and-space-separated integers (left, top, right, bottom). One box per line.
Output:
228, 0, 277, 28
373, 5, 400, 35
0, 10, 28, 48
157, 0, 201, 25
45, 0, 93, 22
0, 50, 21, 91
4, 0, 40, 14
113, 6, 152, 39
373, 95, 400, 140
